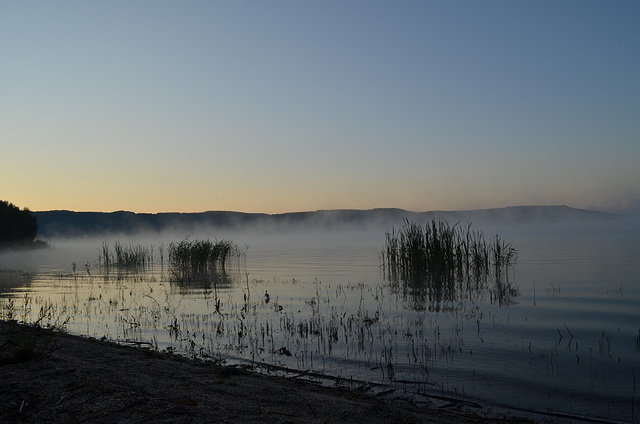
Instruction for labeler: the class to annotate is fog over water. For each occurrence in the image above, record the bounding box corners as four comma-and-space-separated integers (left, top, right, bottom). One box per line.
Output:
1, 211, 639, 422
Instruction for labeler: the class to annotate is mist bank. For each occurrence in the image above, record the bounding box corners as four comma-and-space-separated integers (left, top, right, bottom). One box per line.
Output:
33, 205, 617, 239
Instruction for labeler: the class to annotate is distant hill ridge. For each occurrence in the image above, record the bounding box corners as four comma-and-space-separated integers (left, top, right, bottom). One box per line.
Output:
33, 205, 616, 238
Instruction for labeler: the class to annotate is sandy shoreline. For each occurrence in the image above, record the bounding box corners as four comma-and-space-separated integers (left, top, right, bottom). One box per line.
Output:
0, 321, 544, 423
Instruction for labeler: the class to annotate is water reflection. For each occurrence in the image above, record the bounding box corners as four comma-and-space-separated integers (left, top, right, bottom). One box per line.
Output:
169, 269, 234, 293
387, 272, 519, 312
0, 270, 30, 295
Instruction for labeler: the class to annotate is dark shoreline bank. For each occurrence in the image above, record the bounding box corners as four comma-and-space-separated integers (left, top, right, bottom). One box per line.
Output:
0, 321, 539, 424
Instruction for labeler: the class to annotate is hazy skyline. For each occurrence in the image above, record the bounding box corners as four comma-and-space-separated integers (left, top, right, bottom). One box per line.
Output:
2, 1, 639, 214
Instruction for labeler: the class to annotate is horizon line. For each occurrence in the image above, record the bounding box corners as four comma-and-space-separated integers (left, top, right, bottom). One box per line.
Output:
33, 204, 606, 215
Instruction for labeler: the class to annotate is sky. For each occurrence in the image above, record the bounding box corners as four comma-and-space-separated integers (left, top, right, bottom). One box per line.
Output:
2, 1, 639, 215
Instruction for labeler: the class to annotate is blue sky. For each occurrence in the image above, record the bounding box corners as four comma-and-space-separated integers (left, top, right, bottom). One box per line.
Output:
2, 1, 639, 214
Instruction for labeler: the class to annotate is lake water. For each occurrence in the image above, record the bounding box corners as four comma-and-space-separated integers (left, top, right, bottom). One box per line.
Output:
1, 217, 639, 423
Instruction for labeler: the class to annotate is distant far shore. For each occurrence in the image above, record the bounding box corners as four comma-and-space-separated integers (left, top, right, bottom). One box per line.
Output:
32, 205, 617, 239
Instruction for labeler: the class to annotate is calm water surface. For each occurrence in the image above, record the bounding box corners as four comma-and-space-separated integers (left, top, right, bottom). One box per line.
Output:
1, 219, 639, 422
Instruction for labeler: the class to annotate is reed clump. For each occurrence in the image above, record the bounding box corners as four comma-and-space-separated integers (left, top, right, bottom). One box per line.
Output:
382, 219, 517, 286
100, 241, 153, 269
168, 239, 240, 282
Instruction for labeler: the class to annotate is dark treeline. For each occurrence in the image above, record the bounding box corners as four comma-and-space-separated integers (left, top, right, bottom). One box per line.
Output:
33, 205, 616, 238
0, 200, 39, 248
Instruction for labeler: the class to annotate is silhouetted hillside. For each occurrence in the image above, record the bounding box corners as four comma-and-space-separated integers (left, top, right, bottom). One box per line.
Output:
0, 200, 41, 248
33, 205, 617, 238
